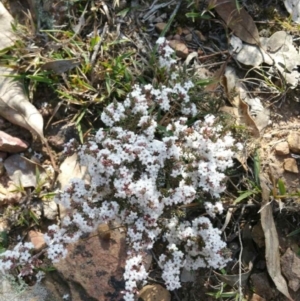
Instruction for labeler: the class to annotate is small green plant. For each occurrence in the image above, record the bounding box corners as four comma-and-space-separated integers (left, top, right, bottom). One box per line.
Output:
206, 283, 247, 300
0, 230, 8, 254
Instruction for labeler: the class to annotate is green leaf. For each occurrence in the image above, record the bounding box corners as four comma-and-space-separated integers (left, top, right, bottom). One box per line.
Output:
0, 231, 8, 248
234, 190, 256, 204
27, 74, 53, 84
186, 12, 212, 20
277, 178, 286, 196
195, 78, 214, 86
29, 210, 40, 225
117, 7, 130, 17
253, 149, 260, 187
157, 124, 173, 137
287, 228, 300, 237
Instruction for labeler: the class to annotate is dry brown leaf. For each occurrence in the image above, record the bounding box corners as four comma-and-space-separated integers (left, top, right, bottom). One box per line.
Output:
0, 66, 44, 139
221, 66, 260, 138
204, 60, 228, 92
41, 59, 81, 74
259, 174, 294, 301
212, 0, 260, 45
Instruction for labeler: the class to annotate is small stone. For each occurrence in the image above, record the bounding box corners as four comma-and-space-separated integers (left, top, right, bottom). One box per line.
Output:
4, 154, 47, 188
155, 22, 167, 33
250, 293, 266, 301
47, 123, 79, 151
194, 30, 207, 41
168, 40, 189, 58
283, 158, 299, 173
287, 131, 300, 153
274, 141, 289, 155
281, 248, 300, 291
139, 284, 171, 301
43, 200, 58, 220
153, 16, 164, 23
185, 33, 193, 42
97, 223, 111, 240
182, 28, 191, 35
262, 133, 272, 139
181, 267, 195, 282
0, 218, 9, 231
28, 230, 46, 251
55, 227, 127, 300
250, 273, 274, 300
0, 130, 28, 153
251, 223, 265, 248
172, 34, 181, 40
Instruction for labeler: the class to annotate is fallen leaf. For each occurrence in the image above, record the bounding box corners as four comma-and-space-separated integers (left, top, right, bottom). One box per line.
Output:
41, 58, 81, 74
0, 66, 44, 139
221, 66, 261, 137
284, 0, 300, 24
266, 31, 289, 53
204, 60, 228, 92
212, 0, 260, 44
230, 32, 300, 88
259, 174, 294, 301
230, 36, 273, 66
0, 3, 18, 50
4, 154, 47, 188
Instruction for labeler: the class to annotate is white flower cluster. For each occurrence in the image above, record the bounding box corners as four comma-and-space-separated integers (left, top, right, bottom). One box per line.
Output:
123, 255, 148, 301
159, 244, 185, 290
205, 201, 224, 218
0, 38, 240, 298
164, 216, 229, 270
0, 242, 35, 276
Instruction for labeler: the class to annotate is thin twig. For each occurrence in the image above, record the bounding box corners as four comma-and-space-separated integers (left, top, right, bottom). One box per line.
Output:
238, 224, 243, 300
90, 23, 109, 69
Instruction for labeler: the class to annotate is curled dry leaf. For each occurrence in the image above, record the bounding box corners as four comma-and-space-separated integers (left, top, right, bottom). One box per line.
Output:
259, 173, 294, 301
221, 66, 260, 137
230, 32, 300, 88
211, 0, 260, 44
0, 66, 44, 139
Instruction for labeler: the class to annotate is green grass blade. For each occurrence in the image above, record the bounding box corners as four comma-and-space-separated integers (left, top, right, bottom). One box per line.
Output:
253, 149, 260, 187
277, 178, 286, 196
234, 190, 256, 204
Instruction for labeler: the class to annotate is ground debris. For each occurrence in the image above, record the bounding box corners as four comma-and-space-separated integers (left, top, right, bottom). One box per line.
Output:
281, 248, 300, 292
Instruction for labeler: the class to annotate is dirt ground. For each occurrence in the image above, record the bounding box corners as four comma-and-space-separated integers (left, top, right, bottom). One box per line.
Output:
0, 0, 300, 300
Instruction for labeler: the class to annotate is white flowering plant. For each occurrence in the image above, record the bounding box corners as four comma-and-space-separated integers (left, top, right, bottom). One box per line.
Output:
0, 38, 242, 300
